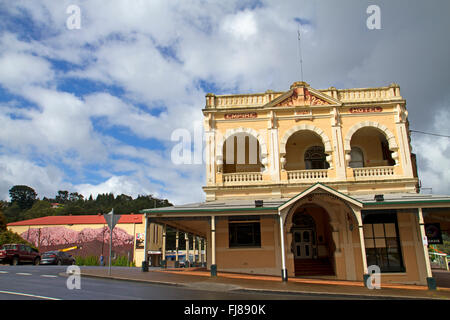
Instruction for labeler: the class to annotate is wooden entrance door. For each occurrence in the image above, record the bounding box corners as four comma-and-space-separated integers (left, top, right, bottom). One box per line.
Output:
293, 229, 314, 259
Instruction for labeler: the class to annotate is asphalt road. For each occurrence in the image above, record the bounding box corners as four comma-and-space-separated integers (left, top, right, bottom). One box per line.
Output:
0, 265, 388, 300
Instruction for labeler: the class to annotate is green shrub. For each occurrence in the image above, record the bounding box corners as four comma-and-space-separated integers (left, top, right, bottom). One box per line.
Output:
75, 255, 99, 266
74, 255, 135, 267
112, 255, 129, 266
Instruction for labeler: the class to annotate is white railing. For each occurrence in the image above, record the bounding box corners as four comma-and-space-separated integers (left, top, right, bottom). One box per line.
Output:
222, 172, 263, 184
337, 87, 400, 102
429, 252, 449, 271
353, 166, 395, 179
287, 169, 328, 181
214, 93, 284, 108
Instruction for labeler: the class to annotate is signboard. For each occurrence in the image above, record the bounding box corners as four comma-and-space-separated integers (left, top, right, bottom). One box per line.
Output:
224, 112, 257, 120
425, 223, 443, 244
104, 210, 121, 230
135, 233, 145, 249
349, 106, 383, 113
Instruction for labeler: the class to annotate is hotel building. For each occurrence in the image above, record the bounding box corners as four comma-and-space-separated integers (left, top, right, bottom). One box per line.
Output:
142, 81, 450, 289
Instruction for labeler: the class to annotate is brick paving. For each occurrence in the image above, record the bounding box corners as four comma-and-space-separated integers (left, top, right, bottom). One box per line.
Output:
77, 266, 450, 300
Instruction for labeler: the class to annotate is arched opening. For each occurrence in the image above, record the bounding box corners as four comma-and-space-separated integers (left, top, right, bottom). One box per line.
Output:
349, 146, 364, 168
290, 204, 335, 276
285, 131, 329, 171
350, 127, 394, 167
304, 146, 330, 169
223, 133, 263, 174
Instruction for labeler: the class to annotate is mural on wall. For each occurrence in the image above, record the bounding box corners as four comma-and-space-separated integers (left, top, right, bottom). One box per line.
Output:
21, 226, 134, 259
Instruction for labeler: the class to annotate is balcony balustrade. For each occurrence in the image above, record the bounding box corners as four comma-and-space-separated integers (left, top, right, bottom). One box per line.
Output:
222, 172, 263, 185
353, 166, 395, 180
287, 169, 329, 182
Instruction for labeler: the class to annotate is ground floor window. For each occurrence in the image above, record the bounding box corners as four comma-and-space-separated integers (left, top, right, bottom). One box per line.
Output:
228, 216, 261, 248
362, 210, 405, 273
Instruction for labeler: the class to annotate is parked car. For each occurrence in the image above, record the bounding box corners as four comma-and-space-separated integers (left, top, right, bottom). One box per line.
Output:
40, 251, 76, 265
0, 244, 40, 265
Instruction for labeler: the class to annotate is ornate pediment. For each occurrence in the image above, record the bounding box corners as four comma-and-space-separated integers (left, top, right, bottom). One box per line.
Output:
266, 82, 341, 108
276, 87, 330, 107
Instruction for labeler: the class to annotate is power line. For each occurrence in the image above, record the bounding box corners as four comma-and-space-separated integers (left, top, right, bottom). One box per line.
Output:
410, 130, 450, 138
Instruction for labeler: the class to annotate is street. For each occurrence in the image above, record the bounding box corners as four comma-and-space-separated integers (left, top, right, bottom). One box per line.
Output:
0, 265, 383, 300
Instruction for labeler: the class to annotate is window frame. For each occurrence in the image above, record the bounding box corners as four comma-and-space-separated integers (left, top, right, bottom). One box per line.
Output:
228, 216, 262, 248
362, 210, 406, 273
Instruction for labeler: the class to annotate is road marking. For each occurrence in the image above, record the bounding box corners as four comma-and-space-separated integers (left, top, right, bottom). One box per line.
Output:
41, 275, 58, 278
16, 273, 32, 276
0, 290, 61, 300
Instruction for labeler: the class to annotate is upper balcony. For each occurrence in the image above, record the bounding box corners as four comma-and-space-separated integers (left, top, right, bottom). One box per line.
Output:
215, 125, 400, 187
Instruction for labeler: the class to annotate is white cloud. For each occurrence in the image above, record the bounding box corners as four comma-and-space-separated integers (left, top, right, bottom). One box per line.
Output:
412, 109, 450, 194
1, 0, 450, 206
222, 10, 258, 40
0, 52, 54, 88
0, 155, 69, 200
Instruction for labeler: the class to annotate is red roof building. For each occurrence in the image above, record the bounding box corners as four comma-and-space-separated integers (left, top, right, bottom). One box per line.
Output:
7, 214, 143, 226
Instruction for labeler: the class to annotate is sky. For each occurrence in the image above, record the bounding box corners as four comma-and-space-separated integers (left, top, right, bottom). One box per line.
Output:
0, 0, 449, 205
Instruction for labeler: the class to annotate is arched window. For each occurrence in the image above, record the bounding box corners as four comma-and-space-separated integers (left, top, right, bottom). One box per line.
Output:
349, 146, 364, 168
304, 146, 329, 169
223, 134, 262, 173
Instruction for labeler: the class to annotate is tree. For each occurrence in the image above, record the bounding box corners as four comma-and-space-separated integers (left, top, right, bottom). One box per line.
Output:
9, 185, 37, 210
3, 203, 23, 223
0, 203, 7, 232
23, 200, 52, 220
55, 190, 69, 203
69, 192, 84, 202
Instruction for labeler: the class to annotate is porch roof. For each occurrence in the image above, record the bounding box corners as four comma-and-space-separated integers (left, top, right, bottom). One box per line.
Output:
141, 185, 450, 216
140, 199, 283, 215
354, 193, 450, 208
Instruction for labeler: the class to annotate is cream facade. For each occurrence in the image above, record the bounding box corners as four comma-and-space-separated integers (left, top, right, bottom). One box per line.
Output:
143, 82, 450, 289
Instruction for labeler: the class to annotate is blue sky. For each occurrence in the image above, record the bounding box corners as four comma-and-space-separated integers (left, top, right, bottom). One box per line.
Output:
0, 0, 450, 204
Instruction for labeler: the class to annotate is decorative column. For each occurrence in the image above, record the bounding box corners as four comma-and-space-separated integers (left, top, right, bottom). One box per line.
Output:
279, 213, 288, 282
197, 237, 202, 268
161, 224, 167, 268
395, 103, 414, 177
185, 233, 190, 268
269, 110, 280, 182
355, 210, 369, 285
211, 216, 217, 276
201, 238, 205, 267
418, 208, 436, 289
204, 240, 208, 268
142, 216, 149, 272
330, 107, 346, 180
192, 236, 197, 267
175, 230, 180, 268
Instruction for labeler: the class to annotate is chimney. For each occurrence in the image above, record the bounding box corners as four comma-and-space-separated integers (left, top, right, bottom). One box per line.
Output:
255, 200, 263, 207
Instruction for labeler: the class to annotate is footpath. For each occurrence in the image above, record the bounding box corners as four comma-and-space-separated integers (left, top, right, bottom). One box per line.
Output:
76, 266, 450, 300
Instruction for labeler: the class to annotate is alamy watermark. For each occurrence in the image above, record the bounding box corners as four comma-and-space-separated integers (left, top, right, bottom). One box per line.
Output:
66, 4, 81, 30
366, 265, 381, 289
366, 5, 381, 30
66, 265, 81, 290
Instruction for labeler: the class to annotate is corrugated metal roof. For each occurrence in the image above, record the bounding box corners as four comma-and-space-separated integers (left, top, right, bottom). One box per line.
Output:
7, 214, 143, 226
141, 192, 450, 214
354, 193, 450, 204
141, 199, 284, 213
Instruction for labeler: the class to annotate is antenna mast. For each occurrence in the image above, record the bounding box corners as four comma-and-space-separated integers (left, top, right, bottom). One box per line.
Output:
297, 23, 304, 82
